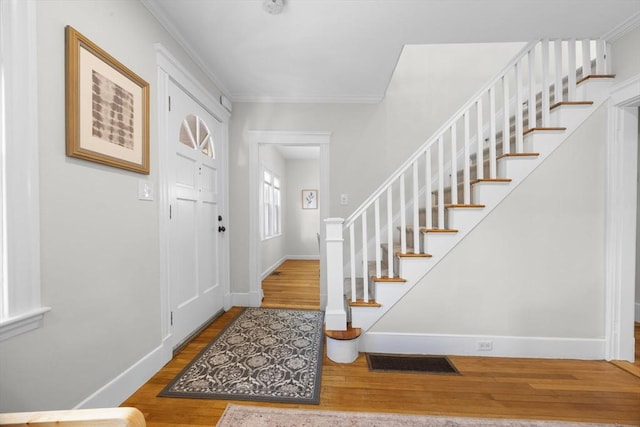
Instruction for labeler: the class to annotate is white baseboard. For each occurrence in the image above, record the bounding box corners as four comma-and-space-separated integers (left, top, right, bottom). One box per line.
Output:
361, 332, 607, 360
74, 338, 173, 409
261, 256, 287, 280
230, 292, 250, 307
636, 302, 640, 322
230, 291, 263, 307
286, 254, 320, 260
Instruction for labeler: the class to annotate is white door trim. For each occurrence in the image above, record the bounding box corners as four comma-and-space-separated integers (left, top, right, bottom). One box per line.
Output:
605, 75, 639, 361
155, 44, 231, 344
248, 131, 331, 308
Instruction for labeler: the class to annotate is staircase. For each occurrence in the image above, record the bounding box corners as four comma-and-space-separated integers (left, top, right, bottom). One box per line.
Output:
324, 39, 615, 363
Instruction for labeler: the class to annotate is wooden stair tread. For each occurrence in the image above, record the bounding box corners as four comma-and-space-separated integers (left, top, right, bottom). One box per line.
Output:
550, 100, 594, 110
372, 276, 406, 283
576, 74, 615, 85
469, 178, 512, 185
348, 299, 382, 308
497, 152, 539, 160
421, 228, 458, 233
396, 252, 432, 258
325, 323, 362, 341
444, 203, 485, 208
523, 127, 566, 136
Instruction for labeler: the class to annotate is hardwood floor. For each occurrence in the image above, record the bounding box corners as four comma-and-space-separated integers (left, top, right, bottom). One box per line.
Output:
260, 259, 320, 310
122, 260, 640, 426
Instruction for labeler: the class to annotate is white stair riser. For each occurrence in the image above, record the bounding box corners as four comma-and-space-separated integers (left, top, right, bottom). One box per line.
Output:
497, 157, 540, 182
549, 104, 593, 128
422, 233, 458, 258
576, 79, 612, 100
525, 132, 565, 157
447, 208, 485, 230
398, 257, 432, 282
471, 182, 512, 208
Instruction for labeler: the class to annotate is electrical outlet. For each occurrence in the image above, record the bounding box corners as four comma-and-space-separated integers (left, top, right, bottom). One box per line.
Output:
477, 341, 493, 351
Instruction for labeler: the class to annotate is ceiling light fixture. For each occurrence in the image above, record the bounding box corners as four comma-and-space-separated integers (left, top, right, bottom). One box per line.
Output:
263, 0, 285, 15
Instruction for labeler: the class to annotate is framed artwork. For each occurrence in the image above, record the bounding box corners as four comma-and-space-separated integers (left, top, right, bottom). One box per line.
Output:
65, 25, 150, 174
302, 189, 318, 209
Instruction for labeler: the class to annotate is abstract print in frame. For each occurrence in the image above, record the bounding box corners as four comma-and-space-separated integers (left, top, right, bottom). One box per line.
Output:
65, 25, 150, 174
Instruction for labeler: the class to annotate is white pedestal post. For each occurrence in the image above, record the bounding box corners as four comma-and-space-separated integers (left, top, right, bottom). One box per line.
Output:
324, 218, 347, 331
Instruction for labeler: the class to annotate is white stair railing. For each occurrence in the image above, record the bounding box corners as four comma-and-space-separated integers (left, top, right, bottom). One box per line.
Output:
325, 39, 609, 331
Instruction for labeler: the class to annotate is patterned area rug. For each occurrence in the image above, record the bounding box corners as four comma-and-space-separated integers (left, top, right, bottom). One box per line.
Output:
216, 404, 629, 427
159, 308, 324, 404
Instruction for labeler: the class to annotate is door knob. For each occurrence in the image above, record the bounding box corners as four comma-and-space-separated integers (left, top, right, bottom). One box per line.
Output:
218, 226, 226, 233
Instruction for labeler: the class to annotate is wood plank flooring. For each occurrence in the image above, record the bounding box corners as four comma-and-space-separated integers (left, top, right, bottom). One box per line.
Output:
122, 260, 640, 426
260, 259, 320, 310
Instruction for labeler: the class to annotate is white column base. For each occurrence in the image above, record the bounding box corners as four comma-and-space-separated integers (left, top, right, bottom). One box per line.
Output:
326, 336, 360, 363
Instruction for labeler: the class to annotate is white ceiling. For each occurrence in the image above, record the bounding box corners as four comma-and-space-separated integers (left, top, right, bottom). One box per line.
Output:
143, 0, 640, 103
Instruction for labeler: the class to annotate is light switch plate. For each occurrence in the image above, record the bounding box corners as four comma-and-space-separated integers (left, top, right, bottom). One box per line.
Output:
138, 180, 154, 201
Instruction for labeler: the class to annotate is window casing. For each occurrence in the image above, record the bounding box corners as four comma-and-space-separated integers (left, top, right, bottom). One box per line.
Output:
0, 0, 49, 341
262, 168, 281, 239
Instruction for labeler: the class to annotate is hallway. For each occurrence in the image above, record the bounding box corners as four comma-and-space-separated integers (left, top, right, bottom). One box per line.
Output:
260, 259, 320, 310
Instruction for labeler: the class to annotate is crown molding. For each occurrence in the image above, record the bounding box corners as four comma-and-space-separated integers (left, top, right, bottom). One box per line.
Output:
231, 94, 383, 104
140, 0, 232, 99
602, 10, 640, 42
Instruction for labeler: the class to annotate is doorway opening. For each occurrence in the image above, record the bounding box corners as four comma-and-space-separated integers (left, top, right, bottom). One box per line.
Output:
248, 131, 330, 310
606, 79, 639, 362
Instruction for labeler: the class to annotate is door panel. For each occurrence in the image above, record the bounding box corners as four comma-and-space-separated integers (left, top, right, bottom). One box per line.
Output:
176, 154, 197, 189
199, 201, 217, 293
168, 79, 224, 347
174, 199, 197, 308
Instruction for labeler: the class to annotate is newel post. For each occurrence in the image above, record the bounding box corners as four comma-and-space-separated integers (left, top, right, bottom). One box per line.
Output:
324, 218, 347, 331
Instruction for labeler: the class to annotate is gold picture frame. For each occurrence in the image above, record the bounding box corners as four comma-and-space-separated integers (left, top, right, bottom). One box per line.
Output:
65, 25, 150, 174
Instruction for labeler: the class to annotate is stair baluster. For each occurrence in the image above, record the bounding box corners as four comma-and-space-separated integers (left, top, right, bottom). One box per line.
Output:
450, 124, 458, 204
386, 186, 394, 278
567, 39, 577, 100
541, 40, 551, 126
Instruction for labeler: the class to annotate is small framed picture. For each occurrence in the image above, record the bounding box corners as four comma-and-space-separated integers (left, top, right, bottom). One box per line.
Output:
302, 189, 318, 209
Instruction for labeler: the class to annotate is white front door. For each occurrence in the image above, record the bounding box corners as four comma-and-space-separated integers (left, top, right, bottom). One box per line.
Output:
168, 79, 225, 347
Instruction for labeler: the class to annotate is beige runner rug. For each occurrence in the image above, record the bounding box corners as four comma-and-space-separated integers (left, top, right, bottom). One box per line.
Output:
216, 404, 629, 427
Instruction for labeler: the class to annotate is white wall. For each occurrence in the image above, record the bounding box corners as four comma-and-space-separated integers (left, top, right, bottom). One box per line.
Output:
637, 122, 640, 322
372, 105, 608, 339
285, 159, 320, 258
0, 0, 222, 412
611, 27, 640, 83
259, 145, 287, 275
229, 42, 525, 294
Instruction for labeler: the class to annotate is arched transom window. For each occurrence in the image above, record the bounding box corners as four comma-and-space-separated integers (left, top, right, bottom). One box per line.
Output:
179, 114, 215, 158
